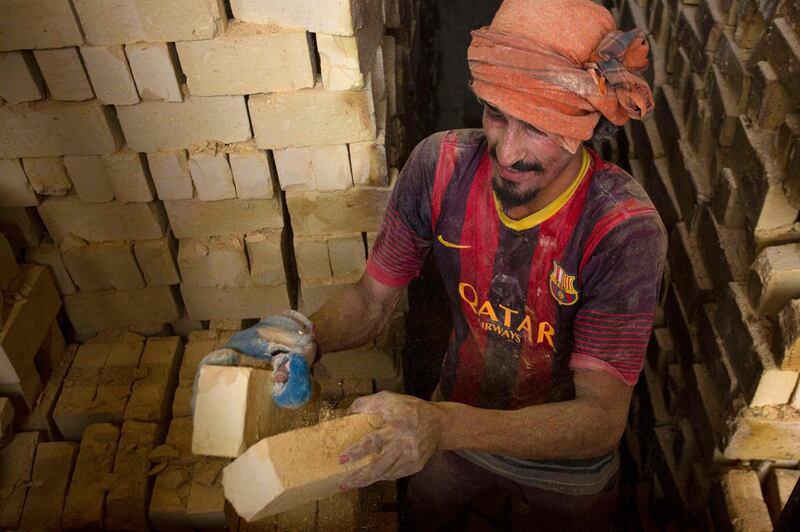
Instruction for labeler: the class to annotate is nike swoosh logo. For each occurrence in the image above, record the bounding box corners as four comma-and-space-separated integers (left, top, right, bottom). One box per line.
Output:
437, 234, 471, 249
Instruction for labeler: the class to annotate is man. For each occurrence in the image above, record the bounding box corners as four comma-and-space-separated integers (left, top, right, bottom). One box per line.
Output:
217, 0, 665, 529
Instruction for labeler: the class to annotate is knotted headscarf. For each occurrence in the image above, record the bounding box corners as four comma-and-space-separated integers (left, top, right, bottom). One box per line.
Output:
468, 0, 654, 153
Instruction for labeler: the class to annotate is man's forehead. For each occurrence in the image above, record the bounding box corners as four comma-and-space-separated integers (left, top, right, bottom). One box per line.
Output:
480, 98, 544, 132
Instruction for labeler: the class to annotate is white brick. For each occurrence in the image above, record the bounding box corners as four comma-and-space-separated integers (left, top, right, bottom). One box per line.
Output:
134, 233, 180, 287
135, 0, 227, 42
329, 234, 366, 277
222, 413, 382, 520
101, 147, 155, 203
371, 45, 387, 131
316, 0, 383, 91
0, 101, 123, 158
249, 84, 376, 149
125, 43, 182, 102
192, 365, 276, 457
165, 197, 283, 239
146, 150, 195, 200
749, 243, 800, 315
176, 22, 315, 97
722, 469, 773, 531
180, 283, 291, 321
779, 299, 800, 371
313, 145, 353, 191
350, 136, 388, 186
25, 243, 77, 295
318, 34, 365, 91
38, 195, 167, 243
0, 52, 44, 104
750, 369, 800, 407
188, 147, 236, 201
64, 287, 181, 338
116, 96, 252, 153
227, 143, 274, 199
80, 46, 140, 105
22, 157, 72, 196
73, 0, 144, 45
0, 159, 38, 207
230, 0, 381, 36
0, 0, 83, 51
295, 235, 333, 280
245, 229, 287, 286
178, 236, 251, 288
33, 48, 94, 102
274, 145, 353, 190
74, 0, 227, 45
62, 235, 145, 292
286, 184, 392, 235
273, 147, 311, 189
62, 156, 115, 203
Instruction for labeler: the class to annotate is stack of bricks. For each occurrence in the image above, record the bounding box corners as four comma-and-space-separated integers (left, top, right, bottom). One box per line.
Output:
0, 233, 64, 419
611, 0, 800, 527
188, 326, 400, 530
0, 0, 427, 337
149, 328, 234, 530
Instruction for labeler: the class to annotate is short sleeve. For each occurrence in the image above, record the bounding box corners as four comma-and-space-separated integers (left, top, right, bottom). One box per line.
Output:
569, 213, 667, 385
365, 133, 444, 287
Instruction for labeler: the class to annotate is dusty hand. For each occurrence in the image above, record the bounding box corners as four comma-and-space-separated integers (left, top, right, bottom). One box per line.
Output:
193, 310, 316, 409
338, 391, 446, 490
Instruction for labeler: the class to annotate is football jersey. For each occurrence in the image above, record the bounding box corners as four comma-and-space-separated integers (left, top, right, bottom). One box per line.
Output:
367, 129, 667, 410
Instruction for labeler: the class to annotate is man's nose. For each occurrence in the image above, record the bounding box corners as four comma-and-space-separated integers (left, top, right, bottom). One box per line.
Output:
495, 122, 526, 167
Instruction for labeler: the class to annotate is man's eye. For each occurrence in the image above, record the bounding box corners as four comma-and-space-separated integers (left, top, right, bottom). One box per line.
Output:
486, 107, 505, 120
525, 123, 544, 136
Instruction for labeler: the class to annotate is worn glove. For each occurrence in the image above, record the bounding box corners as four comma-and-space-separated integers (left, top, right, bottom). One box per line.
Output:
193, 311, 316, 409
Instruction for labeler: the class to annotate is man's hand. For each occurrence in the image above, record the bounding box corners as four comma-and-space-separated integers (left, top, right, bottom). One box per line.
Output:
338, 391, 447, 490
193, 310, 317, 409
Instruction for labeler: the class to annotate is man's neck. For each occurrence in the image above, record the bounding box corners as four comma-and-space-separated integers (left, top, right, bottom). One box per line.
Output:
502, 149, 585, 221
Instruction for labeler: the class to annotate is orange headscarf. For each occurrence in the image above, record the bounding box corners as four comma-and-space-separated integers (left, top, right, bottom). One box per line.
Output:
468, 0, 654, 153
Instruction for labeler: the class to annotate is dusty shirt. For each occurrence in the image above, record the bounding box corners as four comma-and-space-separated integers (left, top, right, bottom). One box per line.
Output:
366, 129, 666, 493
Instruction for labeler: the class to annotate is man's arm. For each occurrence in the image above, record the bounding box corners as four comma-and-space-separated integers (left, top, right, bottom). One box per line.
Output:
338, 368, 631, 489
311, 272, 405, 355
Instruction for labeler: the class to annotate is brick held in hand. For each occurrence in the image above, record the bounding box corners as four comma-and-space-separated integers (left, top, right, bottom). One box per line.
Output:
223, 413, 383, 521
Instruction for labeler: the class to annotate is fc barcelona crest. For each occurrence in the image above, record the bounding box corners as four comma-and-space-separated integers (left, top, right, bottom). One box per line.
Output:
549, 261, 579, 306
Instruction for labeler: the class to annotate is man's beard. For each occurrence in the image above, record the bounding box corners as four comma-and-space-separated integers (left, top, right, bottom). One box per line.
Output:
490, 147, 544, 208
492, 174, 539, 207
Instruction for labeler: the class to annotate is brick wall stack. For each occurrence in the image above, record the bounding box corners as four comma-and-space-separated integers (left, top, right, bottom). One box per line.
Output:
0, 0, 428, 342
610, 0, 800, 527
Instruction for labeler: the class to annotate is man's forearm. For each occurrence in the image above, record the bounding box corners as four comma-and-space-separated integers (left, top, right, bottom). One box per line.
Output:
310, 277, 401, 354
435, 398, 623, 460
435, 370, 633, 460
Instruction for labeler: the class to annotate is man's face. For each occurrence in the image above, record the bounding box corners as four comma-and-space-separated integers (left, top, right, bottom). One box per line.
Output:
482, 101, 578, 208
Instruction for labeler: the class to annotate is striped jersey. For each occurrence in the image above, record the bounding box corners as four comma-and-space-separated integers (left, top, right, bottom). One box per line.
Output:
366, 129, 666, 493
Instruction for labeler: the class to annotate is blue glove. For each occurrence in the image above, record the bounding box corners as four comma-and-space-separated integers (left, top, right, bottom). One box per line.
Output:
194, 311, 316, 410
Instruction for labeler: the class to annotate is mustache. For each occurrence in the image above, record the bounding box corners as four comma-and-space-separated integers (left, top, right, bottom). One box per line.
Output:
490, 147, 544, 173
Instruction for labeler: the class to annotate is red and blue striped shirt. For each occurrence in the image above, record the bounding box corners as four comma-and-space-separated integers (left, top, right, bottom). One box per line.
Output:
367, 129, 667, 410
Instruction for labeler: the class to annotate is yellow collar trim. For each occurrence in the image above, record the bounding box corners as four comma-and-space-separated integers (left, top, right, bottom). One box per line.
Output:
494, 148, 590, 231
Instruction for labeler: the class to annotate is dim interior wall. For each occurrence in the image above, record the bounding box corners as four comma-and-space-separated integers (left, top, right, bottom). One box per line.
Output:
0, 0, 432, 341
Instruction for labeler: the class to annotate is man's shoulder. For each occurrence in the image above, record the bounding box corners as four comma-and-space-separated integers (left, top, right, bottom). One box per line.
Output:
585, 154, 660, 222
